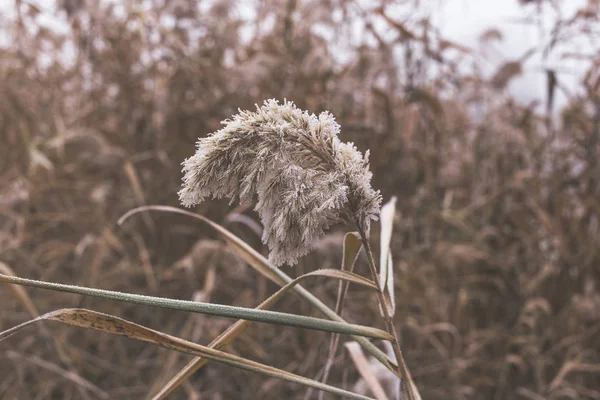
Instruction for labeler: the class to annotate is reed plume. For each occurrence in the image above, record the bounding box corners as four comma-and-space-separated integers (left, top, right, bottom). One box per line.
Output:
179, 99, 381, 266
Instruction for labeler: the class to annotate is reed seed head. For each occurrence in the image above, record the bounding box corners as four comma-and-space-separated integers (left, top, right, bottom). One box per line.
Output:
179, 99, 381, 266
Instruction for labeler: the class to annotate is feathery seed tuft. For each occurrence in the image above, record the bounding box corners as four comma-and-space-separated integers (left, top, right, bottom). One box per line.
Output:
179, 99, 381, 266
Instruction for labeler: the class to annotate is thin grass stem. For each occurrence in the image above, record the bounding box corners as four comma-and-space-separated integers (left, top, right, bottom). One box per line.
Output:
356, 224, 417, 400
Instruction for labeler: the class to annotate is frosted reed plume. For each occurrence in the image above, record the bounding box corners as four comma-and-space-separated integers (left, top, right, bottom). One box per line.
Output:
179, 99, 381, 266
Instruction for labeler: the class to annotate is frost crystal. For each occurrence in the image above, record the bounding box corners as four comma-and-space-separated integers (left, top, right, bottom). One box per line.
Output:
179, 99, 381, 266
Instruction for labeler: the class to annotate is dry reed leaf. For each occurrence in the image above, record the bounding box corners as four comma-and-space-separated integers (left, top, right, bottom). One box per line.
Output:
131, 232, 158, 291
516, 387, 546, 400
172, 239, 227, 272
345, 341, 390, 400
379, 197, 395, 289
379, 196, 398, 317
119, 206, 397, 391
150, 266, 380, 400
420, 322, 462, 358
5, 350, 109, 399
0, 272, 389, 339
491, 61, 523, 90
549, 360, 600, 391
147, 277, 215, 397
119, 205, 284, 285
546, 69, 557, 116
101, 227, 125, 252
479, 28, 504, 43
342, 232, 363, 272
522, 298, 552, 316
405, 88, 444, 116
376, 8, 416, 40
123, 161, 154, 230
0, 261, 39, 317
379, 197, 397, 316
224, 211, 263, 237
28, 142, 54, 172
318, 231, 363, 400
439, 39, 471, 54
0, 262, 103, 400
0, 309, 375, 400
445, 243, 488, 265
121, 207, 415, 400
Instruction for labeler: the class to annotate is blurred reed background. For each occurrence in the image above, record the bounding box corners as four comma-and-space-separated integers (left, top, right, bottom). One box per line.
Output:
0, 0, 599, 398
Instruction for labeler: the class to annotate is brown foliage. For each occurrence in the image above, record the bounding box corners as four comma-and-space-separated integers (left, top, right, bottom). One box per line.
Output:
1, 1, 599, 399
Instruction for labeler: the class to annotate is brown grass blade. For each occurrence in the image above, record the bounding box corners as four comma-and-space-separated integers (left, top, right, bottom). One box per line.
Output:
345, 341, 390, 400
119, 206, 397, 367
0, 262, 99, 400
0, 309, 375, 400
6, 350, 109, 399
0, 273, 390, 339
150, 266, 378, 399
0, 261, 39, 317
122, 162, 155, 230
379, 197, 397, 316
317, 232, 363, 400
147, 270, 216, 396
119, 205, 284, 285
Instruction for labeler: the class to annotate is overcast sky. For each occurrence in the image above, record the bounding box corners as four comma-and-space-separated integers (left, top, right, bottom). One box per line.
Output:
433, 0, 591, 109
1, 0, 593, 110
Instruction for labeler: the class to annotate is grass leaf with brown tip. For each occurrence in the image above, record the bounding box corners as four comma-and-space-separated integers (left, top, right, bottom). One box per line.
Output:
379, 197, 397, 316
345, 341, 390, 400
119, 207, 398, 370
150, 265, 376, 400
0, 273, 391, 340
0, 309, 375, 400
317, 232, 364, 400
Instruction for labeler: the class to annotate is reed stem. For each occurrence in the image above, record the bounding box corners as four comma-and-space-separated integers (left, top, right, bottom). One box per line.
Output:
357, 226, 416, 400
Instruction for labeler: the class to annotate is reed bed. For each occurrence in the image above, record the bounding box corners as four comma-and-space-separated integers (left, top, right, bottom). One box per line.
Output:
1, 1, 599, 399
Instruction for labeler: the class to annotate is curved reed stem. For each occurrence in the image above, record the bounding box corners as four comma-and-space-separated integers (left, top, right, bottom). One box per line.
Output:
356, 225, 417, 400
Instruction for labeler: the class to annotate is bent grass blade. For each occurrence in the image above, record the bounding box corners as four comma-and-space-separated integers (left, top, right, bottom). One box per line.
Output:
119, 206, 397, 372
317, 232, 363, 400
0, 273, 391, 340
0, 309, 375, 400
379, 197, 397, 316
151, 266, 377, 399
345, 341, 390, 400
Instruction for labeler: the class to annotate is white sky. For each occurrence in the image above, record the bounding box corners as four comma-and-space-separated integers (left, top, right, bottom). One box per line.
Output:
432, 0, 592, 109
1, 0, 594, 110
